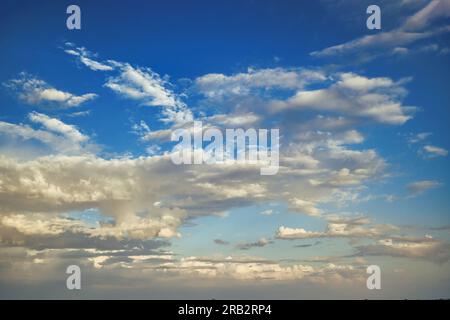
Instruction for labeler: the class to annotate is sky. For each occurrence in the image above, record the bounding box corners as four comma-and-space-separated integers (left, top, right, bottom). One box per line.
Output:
0, 0, 449, 299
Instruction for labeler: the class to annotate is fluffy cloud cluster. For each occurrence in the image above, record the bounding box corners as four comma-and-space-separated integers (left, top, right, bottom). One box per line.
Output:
0, 62, 420, 264
0, 39, 448, 296
0, 112, 96, 156
355, 236, 450, 264
4, 72, 97, 108
268, 73, 414, 124
155, 256, 363, 282
276, 216, 396, 240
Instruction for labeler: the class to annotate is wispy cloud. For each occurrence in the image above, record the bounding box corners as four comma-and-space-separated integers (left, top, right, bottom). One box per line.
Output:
355, 236, 450, 264
213, 239, 230, 245
236, 238, 273, 250
311, 0, 450, 61
64, 43, 114, 71
64, 43, 193, 125
422, 145, 448, 157
407, 180, 443, 196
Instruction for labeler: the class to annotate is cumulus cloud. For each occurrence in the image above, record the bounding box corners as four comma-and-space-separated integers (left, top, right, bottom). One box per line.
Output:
288, 198, 322, 216
0, 123, 389, 248
159, 256, 314, 280
0, 154, 187, 239
1, 43, 446, 292
269, 73, 415, 124
276, 216, 396, 240
355, 236, 450, 264
28, 112, 88, 143
0, 112, 95, 155
195, 67, 327, 98
0, 63, 414, 286
1, 214, 88, 236
276, 221, 450, 264
0, 245, 365, 288
4, 73, 97, 108
205, 112, 261, 127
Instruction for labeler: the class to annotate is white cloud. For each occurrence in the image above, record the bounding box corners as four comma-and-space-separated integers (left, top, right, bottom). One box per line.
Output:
260, 209, 273, 216
195, 67, 327, 98
276, 216, 396, 240
65, 44, 192, 125
0, 113, 95, 155
0, 214, 88, 236
64, 45, 114, 71
206, 112, 260, 127
276, 226, 323, 240
311, 0, 450, 60
269, 73, 415, 124
4, 73, 97, 108
105, 63, 179, 107
0, 127, 388, 245
288, 198, 322, 216
2, 46, 446, 286
140, 256, 364, 283
423, 145, 448, 157
28, 112, 88, 144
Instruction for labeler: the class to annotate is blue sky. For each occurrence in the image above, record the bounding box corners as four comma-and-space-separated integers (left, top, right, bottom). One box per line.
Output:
0, 0, 449, 299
